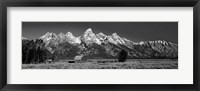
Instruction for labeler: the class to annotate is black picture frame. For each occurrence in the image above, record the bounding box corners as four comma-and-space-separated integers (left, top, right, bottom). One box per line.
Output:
0, 0, 199, 91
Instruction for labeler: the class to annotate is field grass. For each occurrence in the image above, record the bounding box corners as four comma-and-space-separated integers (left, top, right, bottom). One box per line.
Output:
22, 59, 178, 69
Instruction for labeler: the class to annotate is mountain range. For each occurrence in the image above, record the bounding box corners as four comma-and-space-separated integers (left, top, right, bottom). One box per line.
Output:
22, 28, 178, 59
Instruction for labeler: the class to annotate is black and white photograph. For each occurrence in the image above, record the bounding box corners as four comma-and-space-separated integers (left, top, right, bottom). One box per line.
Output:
22, 22, 178, 69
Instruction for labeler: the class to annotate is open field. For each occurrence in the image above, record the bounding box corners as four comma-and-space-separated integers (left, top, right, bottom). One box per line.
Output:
22, 59, 178, 69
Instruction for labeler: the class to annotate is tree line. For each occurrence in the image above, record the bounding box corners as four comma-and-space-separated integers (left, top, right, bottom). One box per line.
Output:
22, 39, 53, 64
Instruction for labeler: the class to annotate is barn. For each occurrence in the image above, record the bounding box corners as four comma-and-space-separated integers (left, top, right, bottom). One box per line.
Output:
45, 59, 52, 63
74, 55, 87, 62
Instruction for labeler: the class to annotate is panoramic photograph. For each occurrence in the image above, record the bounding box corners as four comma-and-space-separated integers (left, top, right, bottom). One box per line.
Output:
22, 22, 178, 69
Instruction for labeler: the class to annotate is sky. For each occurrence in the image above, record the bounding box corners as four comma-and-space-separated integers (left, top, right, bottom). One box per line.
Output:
22, 22, 178, 44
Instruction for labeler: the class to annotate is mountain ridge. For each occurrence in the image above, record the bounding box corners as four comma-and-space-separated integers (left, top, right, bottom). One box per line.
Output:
22, 28, 178, 59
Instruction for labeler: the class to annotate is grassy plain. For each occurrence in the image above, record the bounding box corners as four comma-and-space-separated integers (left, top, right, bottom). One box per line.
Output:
22, 59, 178, 69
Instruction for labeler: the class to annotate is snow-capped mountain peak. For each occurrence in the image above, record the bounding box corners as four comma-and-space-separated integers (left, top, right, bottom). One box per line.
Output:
58, 33, 65, 38
111, 33, 125, 44
85, 28, 92, 32
66, 32, 73, 37
40, 32, 57, 40
66, 32, 75, 39
139, 41, 145, 45
38, 32, 58, 46
58, 33, 65, 36
98, 32, 106, 36
32, 28, 178, 59
96, 32, 107, 41
112, 33, 119, 37
65, 32, 81, 44
83, 28, 95, 37
82, 28, 101, 45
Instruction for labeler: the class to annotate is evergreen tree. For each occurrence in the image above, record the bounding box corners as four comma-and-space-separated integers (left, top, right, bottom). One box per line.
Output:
118, 49, 128, 62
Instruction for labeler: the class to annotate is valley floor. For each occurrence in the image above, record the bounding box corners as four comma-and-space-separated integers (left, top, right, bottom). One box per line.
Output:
22, 59, 178, 69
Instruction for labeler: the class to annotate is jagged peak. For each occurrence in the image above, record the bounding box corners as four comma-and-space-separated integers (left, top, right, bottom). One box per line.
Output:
137, 40, 178, 46
66, 32, 73, 36
40, 32, 57, 39
149, 40, 169, 45
47, 32, 57, 36
123, 38, 137, 44
139, 41, 145, 45
112, 32, 122, 39
45, 32, 56, 35
83, 28, 95, 37
38, 30, 177, 48
58, 33, 65, 36
97, 32, 107, 37
112, 32, 118, 36
84, 28, 94, 35
85, 28, 92, 32
45, 32, 51, 34
123, 38, 130, 41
